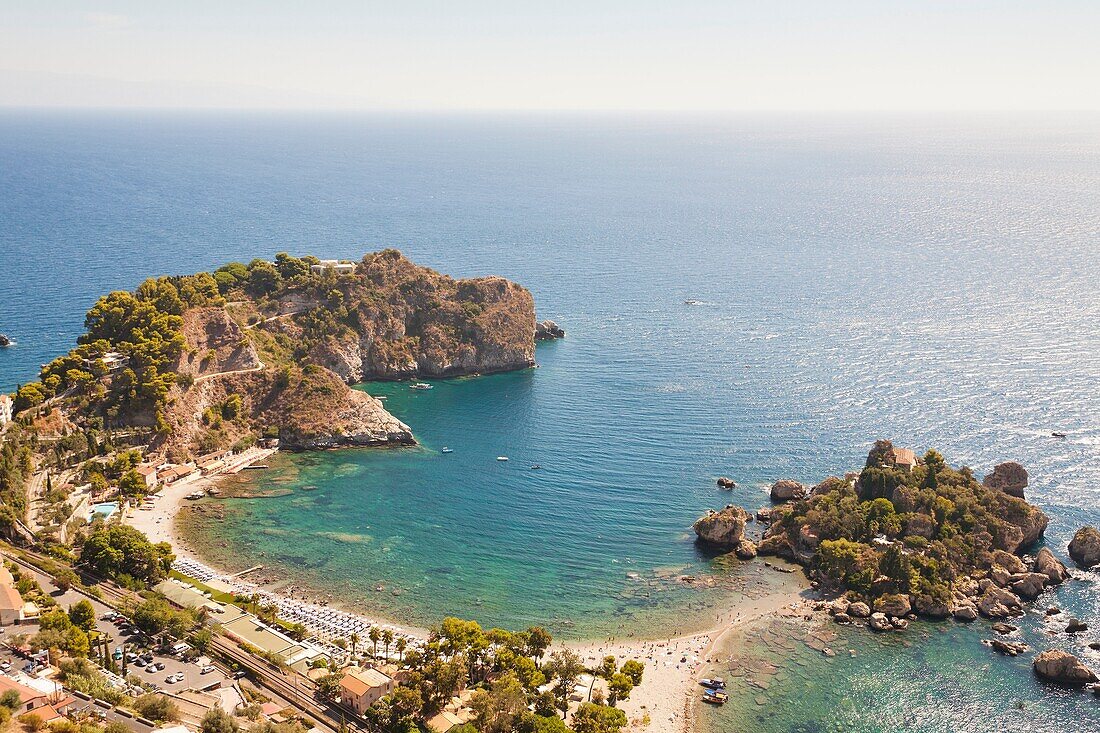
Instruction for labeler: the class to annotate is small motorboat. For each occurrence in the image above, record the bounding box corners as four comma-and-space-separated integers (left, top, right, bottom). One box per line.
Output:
700, 678, 726, 689
410, 382, 433, 390
684, 299, 703, 306
702, 690, 728, 705
530, 464, 541, 470
1052, 432, 1067, 438
496, 456, 509, 462
441, 447, 454, 454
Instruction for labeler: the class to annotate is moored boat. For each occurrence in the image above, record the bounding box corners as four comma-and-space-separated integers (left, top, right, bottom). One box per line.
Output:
700, 678, 726, 689
411, 382, 433, 390
702, 689, 729, 705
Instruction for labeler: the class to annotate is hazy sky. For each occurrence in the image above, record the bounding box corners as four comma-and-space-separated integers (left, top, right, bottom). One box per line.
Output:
2, 1, 1098, 110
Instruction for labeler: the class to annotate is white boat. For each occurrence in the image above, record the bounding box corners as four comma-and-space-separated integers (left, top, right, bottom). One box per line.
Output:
496, 456, 509, 462
411, 382, 433, 390
441, 447, 453, 454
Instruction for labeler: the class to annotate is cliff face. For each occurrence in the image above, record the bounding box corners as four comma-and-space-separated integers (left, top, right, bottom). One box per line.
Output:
157, 250, 535, 456
263, 250, 536, 381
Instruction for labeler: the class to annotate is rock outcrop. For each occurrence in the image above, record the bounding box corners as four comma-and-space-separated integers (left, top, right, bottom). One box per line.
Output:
1033, 650, 1098, 685
716, 477, 737, 489
874, 593, 911, 618
978, 587, 1023, 618
1033, 548, 1069, 584
770, 479, 807, 502
983, 461, 1029, 498
1069, 526, 1100, 568
693, 505, 751, 548
0, 333, 9, 347
994, 504, 1048, 554
534, 319, 565, 340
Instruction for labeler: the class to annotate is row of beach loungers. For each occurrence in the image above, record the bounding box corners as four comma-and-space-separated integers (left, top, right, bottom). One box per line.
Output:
172, 557, 415, 653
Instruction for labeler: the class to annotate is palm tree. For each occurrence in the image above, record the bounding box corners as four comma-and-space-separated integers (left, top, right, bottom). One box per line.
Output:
368, 627, 381, 659
349, 633, 359, 658
382, 629, 394, 660
394, 637, 406, 663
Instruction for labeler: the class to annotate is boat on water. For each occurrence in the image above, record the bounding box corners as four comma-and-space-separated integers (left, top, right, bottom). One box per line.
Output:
1052, 432, 1068, 438
702, 689, 729, 705
497, 456, 509, 462
441, 447, 454, 454
700, 678, 726, 689
411, 382, 433, 390
530, 464, 541, 470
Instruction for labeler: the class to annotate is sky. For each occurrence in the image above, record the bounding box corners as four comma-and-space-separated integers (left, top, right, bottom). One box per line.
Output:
1, 1, 1099, 111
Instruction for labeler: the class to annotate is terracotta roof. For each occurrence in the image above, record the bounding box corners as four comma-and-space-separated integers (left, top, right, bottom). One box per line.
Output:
0, 582, 23, 611
0, 675, 45, 704
0, 565, 14, 585
893, 448, 917, 466
340, 668, 392, 697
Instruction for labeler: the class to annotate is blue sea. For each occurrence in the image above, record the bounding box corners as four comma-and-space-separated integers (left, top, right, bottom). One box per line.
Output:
2, 111, 1099, 731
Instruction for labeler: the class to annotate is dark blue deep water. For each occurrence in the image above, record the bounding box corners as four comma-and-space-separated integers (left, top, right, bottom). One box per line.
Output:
2, 111, 1099, 730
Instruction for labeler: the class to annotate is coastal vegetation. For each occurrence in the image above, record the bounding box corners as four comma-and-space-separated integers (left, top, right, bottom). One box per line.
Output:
341, 617, 639, 733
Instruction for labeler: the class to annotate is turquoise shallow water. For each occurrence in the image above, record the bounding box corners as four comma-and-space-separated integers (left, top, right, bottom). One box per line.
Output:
2, 112, 1100, 728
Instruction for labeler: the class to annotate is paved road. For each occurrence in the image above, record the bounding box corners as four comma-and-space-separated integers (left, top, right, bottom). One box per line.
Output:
1, 555, 230, 695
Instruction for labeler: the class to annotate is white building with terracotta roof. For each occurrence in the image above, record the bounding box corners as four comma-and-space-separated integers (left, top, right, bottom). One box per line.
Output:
339, 667, 395, 715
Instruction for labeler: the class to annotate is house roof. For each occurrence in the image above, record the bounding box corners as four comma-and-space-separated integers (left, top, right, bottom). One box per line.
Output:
137, 465, 158, 477
426, 711, 464, 733
0, 675, 46, 704
0, 582, 23, 611
0, 565, 15, 585
893, 448, 917, 466
340, 668, 393, 697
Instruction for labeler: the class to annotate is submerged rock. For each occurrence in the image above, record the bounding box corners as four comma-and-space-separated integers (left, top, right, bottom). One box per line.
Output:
982, 461, 1029, 498
1033, 650, 1099, 685
990, 639, 1028, 656
1068, 526, 1100, 568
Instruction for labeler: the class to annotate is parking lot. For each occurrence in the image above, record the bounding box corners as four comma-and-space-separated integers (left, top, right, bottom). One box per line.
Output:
1, 557, 231, 696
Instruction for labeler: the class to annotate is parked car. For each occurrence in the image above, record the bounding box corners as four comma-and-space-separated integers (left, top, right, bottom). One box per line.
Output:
166, 673, 184, 684
199, 665, 215, 675
145, 664, 158, 673
154, 662, 166, 671
0, 661, 11, 672
113, 647, 123, 660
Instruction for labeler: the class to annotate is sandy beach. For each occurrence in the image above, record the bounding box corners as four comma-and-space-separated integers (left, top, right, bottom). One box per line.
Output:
564, 585, 814, 733
124, 457, 813, 732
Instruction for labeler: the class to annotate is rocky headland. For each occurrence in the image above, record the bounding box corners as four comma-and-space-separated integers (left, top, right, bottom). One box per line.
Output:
8, 250, 552, 457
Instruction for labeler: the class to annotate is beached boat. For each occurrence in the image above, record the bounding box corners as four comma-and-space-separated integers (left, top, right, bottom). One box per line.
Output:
702, 690, 729, 705
411, 382, 433, 390
700, 678, 726, 689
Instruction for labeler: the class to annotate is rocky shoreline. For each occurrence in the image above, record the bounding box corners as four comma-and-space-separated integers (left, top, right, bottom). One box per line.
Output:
693, 441, 1100, 694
